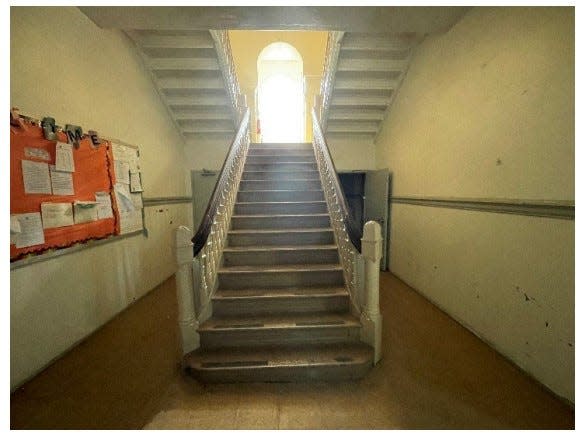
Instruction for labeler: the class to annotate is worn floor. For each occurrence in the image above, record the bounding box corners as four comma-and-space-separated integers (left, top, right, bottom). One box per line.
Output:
10, 273, 574, 429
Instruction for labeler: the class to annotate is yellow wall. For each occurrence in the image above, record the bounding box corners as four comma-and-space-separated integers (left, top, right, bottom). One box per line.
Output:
229, 30, 328, 142
10, 6, 192, 390
375, 7, 574, 402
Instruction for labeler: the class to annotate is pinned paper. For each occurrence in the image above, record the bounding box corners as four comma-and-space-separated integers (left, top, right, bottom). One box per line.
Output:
12, 213, 45, 248
22, 160, 52, 194
112, 143, 128, 162
55, 142, 75, 172
10, 216, 22, 245
119, 210, 143, 234
74, 201, 98, 224
49, 165, 74, 195
95, 192, 114, 219
126, 147, 140, 173
114, 160, 130, 184
130, 171, 143, 192
41, 202, 74, 229
130, 193, 143, 210
24, 147, 51, 161
114, 182, 135, 212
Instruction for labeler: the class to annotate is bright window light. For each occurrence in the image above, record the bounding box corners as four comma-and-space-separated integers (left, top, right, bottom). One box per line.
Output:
257, 43, 305, 143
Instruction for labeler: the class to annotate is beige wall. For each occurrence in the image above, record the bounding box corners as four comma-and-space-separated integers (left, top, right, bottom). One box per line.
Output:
375, 7, 574, 402
229, 30, 327, 143
10, 7, 192, 389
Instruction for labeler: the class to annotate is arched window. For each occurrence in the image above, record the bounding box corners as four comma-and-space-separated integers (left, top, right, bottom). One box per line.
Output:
257, 42, 305, 143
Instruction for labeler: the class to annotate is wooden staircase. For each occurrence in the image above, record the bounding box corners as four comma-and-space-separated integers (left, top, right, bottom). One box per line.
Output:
184, 142, 373, 382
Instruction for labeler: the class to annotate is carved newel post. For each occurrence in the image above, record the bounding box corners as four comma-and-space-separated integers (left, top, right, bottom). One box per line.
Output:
174, 226, 200, 354
360, 221, 383, 364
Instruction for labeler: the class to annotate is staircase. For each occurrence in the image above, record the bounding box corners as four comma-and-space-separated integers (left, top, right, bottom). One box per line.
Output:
321, 32, 420, 138
184, 142, 373, 382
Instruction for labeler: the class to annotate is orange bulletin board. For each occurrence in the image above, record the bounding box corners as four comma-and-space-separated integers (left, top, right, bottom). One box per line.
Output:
10, 118, 116, 260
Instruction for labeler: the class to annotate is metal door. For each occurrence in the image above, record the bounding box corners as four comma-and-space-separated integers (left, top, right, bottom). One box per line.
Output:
191, 170, 219, 232
363, 169, 391, 271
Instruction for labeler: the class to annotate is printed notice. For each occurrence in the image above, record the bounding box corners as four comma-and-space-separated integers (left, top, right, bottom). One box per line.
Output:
10, 216, 22, 245
95, 192, 114, 219
25, 147, 51, 161
49, 165, 74, 195
126, 147, 140, 173
55, 142, 75, 172
41, 203, 74, 229
22, 160, 52, 194
130, 171, 143, 192
119, 210, 143, 234
12, 213, 45, 248
114, 160, 130, 184
74, 202, 98, 224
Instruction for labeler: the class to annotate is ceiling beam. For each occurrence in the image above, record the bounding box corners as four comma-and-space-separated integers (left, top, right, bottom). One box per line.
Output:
79, 6, 471, 33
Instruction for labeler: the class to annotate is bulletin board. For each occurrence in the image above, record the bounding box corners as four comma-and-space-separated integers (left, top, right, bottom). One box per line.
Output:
10, 114, 144, 262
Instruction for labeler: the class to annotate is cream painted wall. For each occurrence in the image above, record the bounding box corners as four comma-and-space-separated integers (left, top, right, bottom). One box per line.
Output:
10, 7, 192, 389
229, 30, 327, 143
326, 135, 377, 171
375, 7, 574, 402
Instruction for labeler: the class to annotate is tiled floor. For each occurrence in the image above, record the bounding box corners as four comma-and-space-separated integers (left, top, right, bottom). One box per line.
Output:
11, 273, 574, 429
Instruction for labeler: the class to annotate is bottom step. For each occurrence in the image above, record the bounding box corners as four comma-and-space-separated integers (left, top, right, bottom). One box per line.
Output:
184, 343, 373, 383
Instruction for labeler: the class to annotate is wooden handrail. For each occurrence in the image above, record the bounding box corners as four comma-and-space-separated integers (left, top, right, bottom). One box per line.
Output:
192, 108, 250, 255
311, 109, 362, 252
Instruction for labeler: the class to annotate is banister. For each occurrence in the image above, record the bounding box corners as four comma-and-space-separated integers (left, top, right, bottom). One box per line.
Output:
311, 109, 362, 252
192, 108, 250, 255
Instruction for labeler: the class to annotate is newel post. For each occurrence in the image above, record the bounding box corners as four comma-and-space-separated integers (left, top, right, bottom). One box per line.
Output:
174, 226, 200, 354
360, 221, 383, 364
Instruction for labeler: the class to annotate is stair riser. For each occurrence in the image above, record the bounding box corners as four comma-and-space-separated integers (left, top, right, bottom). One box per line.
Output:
239, 180, 321, 191
200, 326, 359, 348
235, 202, 328, 215
243, 163, 318, 172
248, 149, 314, 156
187, 361, 372, 383
250, 143, 312, 149
242, 171, 320, 180
237, 191, 324, 202
246, 155, 315, 164
212, 295, 349, 316
228, 231, 334, 247
231, 215, 330, 230
218, 270, 344, 289
223, 248, 339, 266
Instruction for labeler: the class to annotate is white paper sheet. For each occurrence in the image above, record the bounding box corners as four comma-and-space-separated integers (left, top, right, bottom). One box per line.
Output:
74, 201, 99, 224
114, 182, 135, 212
49, 165, 74, 196
119, 210, 143, 234
114, 160, 130, 184
25, 147, 51, 161
130, 193, 143, 210
112, 143, 128, 162
12, 213, 45, 248
129, 171, 143, 192
55, 142, 75, 172
10, 216, 22, 244
41, 203, 74, 229
22, 160, 52, 194
95, 192, 114, 219
126, 147, 140, 173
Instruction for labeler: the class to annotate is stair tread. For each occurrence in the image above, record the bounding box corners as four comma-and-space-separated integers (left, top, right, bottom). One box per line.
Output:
200, 312, 360, 330
232, 213, 329, 218
223, 244, 337, 252
228, 227, 333, 234
214, 286, 348, 299
219, 264, 342, 273
235, 201, 326, 205
185, 342, 372, 369
240, 179, 320, 182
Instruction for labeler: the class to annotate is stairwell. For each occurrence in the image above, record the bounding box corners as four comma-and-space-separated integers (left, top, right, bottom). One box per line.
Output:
184, 142, 374, 382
